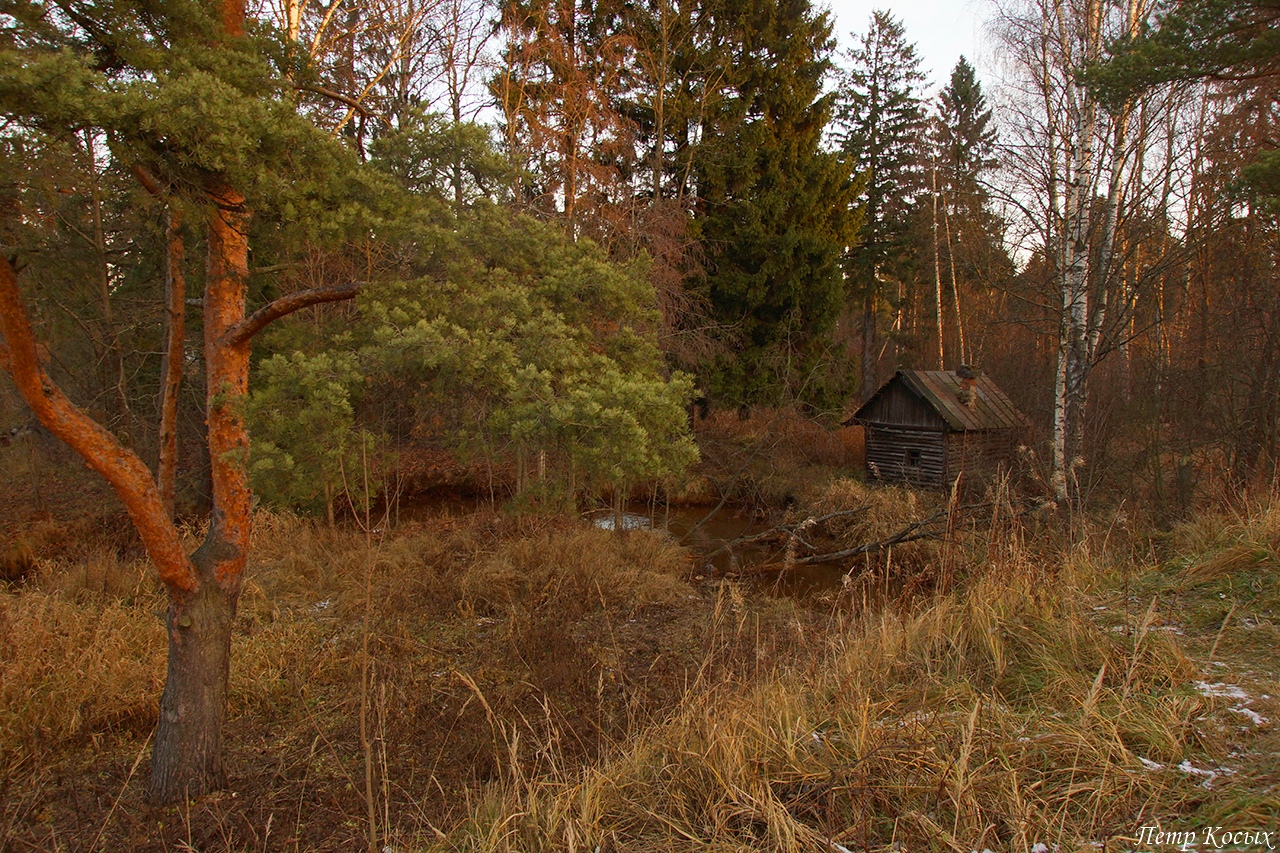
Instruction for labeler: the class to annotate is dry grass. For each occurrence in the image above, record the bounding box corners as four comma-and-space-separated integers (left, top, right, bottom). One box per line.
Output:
0, 575, 165, 756
3, 489, 1274, 850
429, 566, 1206, 853
1169, 498, 1280, 591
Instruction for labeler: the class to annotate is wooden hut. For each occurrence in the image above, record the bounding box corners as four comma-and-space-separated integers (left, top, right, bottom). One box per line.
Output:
847, 367, 1027, 490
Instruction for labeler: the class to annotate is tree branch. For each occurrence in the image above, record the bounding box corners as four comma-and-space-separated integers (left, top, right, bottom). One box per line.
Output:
793, 501, 1035, 566
296, 84, 373, 117
703, 507, 872, 561
0, 256, 198, 595
132, 164, 165, 197
221, 281, 364, 348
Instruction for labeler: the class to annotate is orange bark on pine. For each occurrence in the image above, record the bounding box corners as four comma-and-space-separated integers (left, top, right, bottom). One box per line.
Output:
203, 186, 252, 589
220, 0, 246, 38
0, 257, 199, 596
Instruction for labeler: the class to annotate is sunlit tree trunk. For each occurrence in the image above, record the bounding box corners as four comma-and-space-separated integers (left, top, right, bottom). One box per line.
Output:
1, 0, 369, 806
150, 185, 252, 802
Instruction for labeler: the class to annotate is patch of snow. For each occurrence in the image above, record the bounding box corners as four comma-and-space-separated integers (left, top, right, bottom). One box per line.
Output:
1194, 681, 1250, 699
1230, 706, 1269, 726
1178, 759, 1218, 787
312, 599, 332, 611
1030, 844, 1053, 853
1138, 757, 1166, 772
592, 513, 651, 531
1177, 760, 1236, 789
1092, 605, 1108, 611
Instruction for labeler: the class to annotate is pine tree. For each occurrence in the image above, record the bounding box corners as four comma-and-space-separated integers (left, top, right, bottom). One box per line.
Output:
1087, 0, 1280, 207
834, 10, 926, 399
0, 0, 381, 803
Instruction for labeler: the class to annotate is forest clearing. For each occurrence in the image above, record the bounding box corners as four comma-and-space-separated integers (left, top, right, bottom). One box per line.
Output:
2, 0, 1279, 848
3, 414, 1278, 850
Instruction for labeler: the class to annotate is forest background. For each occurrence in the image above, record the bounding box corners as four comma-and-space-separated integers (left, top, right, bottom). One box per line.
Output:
4, 0, 1278, 519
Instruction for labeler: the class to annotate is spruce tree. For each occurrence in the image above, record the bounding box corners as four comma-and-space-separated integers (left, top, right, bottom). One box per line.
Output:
694, 0, 859, 409
833, 10, 926, 399
929, 56, 1010, 364
936, 56, 997, 216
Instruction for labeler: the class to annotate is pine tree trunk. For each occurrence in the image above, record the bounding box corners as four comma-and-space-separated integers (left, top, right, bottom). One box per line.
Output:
0, 0, 374, 809
148, 571, 238, 803
931, 162, 945, 369
943, 196, 965, 364
147, 180, 253, 804
157, 206, 186, 518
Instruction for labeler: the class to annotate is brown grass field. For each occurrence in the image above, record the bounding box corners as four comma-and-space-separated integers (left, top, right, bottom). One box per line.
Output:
1, 425, 1277, 851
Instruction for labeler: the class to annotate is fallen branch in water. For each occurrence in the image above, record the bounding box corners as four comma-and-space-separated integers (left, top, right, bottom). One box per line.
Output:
697, 498, 1054, 574
702, 507, 873, 562
791, 504, 980, 565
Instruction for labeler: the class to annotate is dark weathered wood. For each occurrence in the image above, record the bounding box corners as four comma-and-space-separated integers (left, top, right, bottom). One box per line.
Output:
851, 370, 1027, 491
858, 383, 948, 430
945, 429, 1018, 488
866, 426, 947, 489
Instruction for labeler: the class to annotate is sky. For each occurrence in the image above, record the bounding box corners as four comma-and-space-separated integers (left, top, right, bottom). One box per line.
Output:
825, 0, 994, 94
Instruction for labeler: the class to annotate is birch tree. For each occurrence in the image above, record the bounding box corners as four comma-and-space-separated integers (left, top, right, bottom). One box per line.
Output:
992, 0, 1173, 506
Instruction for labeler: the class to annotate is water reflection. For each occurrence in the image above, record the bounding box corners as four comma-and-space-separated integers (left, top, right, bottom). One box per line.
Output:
394, 493, 859, 601
606, 503, 852, 599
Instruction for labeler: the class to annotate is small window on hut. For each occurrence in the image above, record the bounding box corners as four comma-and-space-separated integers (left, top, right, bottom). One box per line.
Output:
905, 449, 922, 468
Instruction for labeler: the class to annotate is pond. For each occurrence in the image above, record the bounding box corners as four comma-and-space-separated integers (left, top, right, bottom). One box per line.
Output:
395, 493, 880, 602
589, 503, 856, 600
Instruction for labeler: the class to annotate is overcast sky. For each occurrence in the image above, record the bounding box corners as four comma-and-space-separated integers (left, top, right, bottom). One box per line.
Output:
825, 0, 995, 95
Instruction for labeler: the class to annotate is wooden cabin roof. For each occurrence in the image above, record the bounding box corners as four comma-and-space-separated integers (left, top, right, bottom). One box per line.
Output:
851, 370, 1027, 432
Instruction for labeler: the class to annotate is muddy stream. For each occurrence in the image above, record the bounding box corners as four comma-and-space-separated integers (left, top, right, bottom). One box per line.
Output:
591, 504, 856, 599
398, 494, 864, 601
